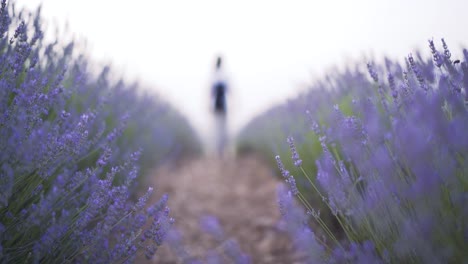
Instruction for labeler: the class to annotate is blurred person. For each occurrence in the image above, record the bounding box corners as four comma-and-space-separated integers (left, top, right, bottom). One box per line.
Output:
211, 56, 228, 155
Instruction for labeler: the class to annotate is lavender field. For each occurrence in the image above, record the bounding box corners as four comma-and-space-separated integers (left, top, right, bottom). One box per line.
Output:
0, 2, 201, 263
1, 1, 468, 263
238, 39, 468, 262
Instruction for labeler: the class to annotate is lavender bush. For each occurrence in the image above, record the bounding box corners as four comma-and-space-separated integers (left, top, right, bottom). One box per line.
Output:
240, 40, 468, 262
236, 62, 368, 230
0, 2, 200, 262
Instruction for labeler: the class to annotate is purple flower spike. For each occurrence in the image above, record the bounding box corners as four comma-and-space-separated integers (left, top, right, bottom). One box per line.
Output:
441, 38, 451, 61
275, 155, 290, 179
275, 155, 299, 195
428, 39, 443, 67
408, 53, 428, 91
367, 62, 379, 83
200, 215, 225, 241
287, 136, 302, 167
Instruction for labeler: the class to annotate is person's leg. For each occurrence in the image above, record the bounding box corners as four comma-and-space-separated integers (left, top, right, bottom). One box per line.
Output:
215, 112, 227, 156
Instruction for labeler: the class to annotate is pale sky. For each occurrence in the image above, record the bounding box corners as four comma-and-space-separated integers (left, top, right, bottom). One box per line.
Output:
15, 0, 468, 142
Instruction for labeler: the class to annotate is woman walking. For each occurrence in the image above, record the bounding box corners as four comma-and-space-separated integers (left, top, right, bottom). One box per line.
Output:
211, 56, 228, 155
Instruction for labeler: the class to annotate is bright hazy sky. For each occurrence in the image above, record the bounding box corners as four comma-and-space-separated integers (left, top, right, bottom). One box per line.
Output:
15, 0, 468, 141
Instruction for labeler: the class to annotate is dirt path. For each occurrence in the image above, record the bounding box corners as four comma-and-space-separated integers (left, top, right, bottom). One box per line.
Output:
143, 154, 304, 264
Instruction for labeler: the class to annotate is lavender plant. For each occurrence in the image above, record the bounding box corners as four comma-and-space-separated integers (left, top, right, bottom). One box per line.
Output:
0, 2, 199, 262
160, 216, 251, 263
237, 65, 371, 231
199, 215, 251, 264
241, 39, 468, 262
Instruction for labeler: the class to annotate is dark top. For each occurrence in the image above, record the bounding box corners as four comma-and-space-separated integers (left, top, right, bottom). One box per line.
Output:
213, 81, 227, 113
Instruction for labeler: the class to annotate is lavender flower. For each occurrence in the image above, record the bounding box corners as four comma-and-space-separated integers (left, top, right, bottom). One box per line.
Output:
367, 62, 379, 82
220, 239, 251, 264
277, 185, 325, 263
287, 136, 302, 167
441, 38, 451, 61
134, 187, 154, 212
275, 155, 299, 195
0, 0, 10, 38
200, 215, 225, 241
275, 155, 290, 178
163, 215, 251, 263
408, 53, 428, 91
428, 38, 444, 68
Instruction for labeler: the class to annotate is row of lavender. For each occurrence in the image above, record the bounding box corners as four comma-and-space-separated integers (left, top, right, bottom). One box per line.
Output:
237, 40, 468, 263
0, 2, 200, 263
